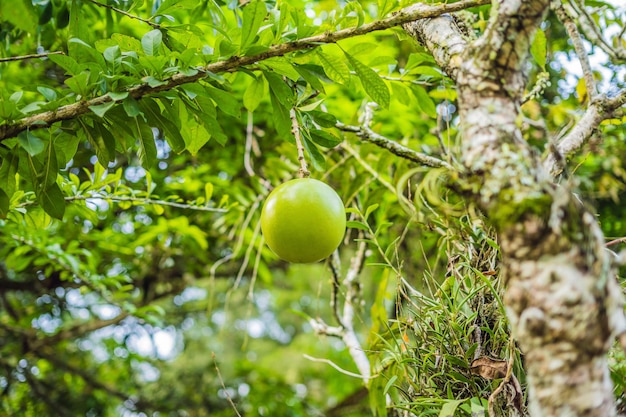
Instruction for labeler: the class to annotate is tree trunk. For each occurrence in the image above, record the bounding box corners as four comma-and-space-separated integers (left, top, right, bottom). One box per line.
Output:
404, 1, 626, 416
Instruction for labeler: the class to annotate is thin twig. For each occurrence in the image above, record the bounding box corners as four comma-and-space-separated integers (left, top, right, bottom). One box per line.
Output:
0, 0, 490, 142
607, 237, 626, 247
64, 194, 227, 212
290, 108, 310, 178
554, 1, 597, 101
0, 51, 64, 63
337, 122, 453, 169
85, 0, 161, 29
212, 352, 243, 417
568, 0, 626, 61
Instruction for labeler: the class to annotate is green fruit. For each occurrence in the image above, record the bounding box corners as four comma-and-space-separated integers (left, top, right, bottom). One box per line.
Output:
261, 178, 346, 263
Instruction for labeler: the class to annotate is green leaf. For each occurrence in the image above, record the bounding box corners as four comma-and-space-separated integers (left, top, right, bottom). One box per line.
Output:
37, 87, 57, 102
344, 52, 390, 109
78, 119, 114, 165
65, 72, 92, 96
0, 0, 37, 33
412, 85, 437, 118
269, 91, 291, 140
68, 38, 105, 69
262, 58, 301, 82
309, 110, 337, 128
152, 0, 197, 17
317, 51, 350, 84
204, 84, 242, 118
0, 151, 18, 198
142, 29, 163, 56
301, 136, 325, 171
39, 183, 65, 220
56, 4, 70, 29
240, 0, 267, 53
243, 76, 266, 112
18, 131, 45, 156
308, 129, 342, 148
89, 101, 116, 118
346, 220, 369, 231
264, 71, 294, 107
48, 54, 82, 76
439, 400, 464, 417
141, 99, 185, 153
123, 96, 142, 117
369, 376, 388, 417
0, 188, 9, 219
295, 65, 326, 92
135, 118, 157, 169
42, 143, 58, 188
531, 28, 547, 70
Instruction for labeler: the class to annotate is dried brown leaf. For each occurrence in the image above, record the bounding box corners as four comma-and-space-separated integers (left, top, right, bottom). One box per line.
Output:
470, 356, 507, 379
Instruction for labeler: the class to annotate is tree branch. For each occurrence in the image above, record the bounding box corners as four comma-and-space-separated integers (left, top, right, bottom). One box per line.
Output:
337, 102, 453, 169
0, 0, 489, 142
0, 51, 64, 63
64, 194, 228, 212
568, 0, 626, 62
553, 1, 596, 101
311, 239, 370, 384
85, 0, 162, 29
544, 88, 626, 176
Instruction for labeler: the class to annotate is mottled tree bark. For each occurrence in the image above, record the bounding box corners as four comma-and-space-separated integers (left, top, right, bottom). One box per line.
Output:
404, 1, 626, 416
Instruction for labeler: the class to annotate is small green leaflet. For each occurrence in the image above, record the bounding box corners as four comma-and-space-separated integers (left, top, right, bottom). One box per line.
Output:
18, 131, 45, 156
89, 100, 116, 118
142, 29, 163, 56
412, 85, 437, 118
317, 51, 350, 84
0, 152, 18, 198
240, 0, 267, 53
301, 136, 325, 171
0, 0, 37, 33
243, 76, 266, 112
152, 0, 197, 17
39, 183, 65, 220
41, 143, 58, 188
140, 99, 185, 153
530, 28, 547, 70
264, 71, 294, 107
344, 52, 390, 109
308, 129, 342, 148
438, 399, 465, 417
269, 92, 291, 140
135, 118, 157, 169
0, 188, 9, 219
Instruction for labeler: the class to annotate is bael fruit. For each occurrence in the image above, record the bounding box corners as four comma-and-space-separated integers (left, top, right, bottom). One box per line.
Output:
261, 178, 346, 263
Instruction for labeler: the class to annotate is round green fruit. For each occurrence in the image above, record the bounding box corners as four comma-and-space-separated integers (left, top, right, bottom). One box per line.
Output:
261, 178, 346, 263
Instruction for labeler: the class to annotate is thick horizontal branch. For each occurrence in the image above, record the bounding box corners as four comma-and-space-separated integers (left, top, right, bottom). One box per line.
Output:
0, 0, 489, 142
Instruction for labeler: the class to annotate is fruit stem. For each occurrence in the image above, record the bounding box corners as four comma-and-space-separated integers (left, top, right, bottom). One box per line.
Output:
290, 108, 310, 178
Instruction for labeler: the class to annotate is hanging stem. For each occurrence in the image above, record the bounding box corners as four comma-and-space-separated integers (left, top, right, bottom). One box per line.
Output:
290, 108, 310, 178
